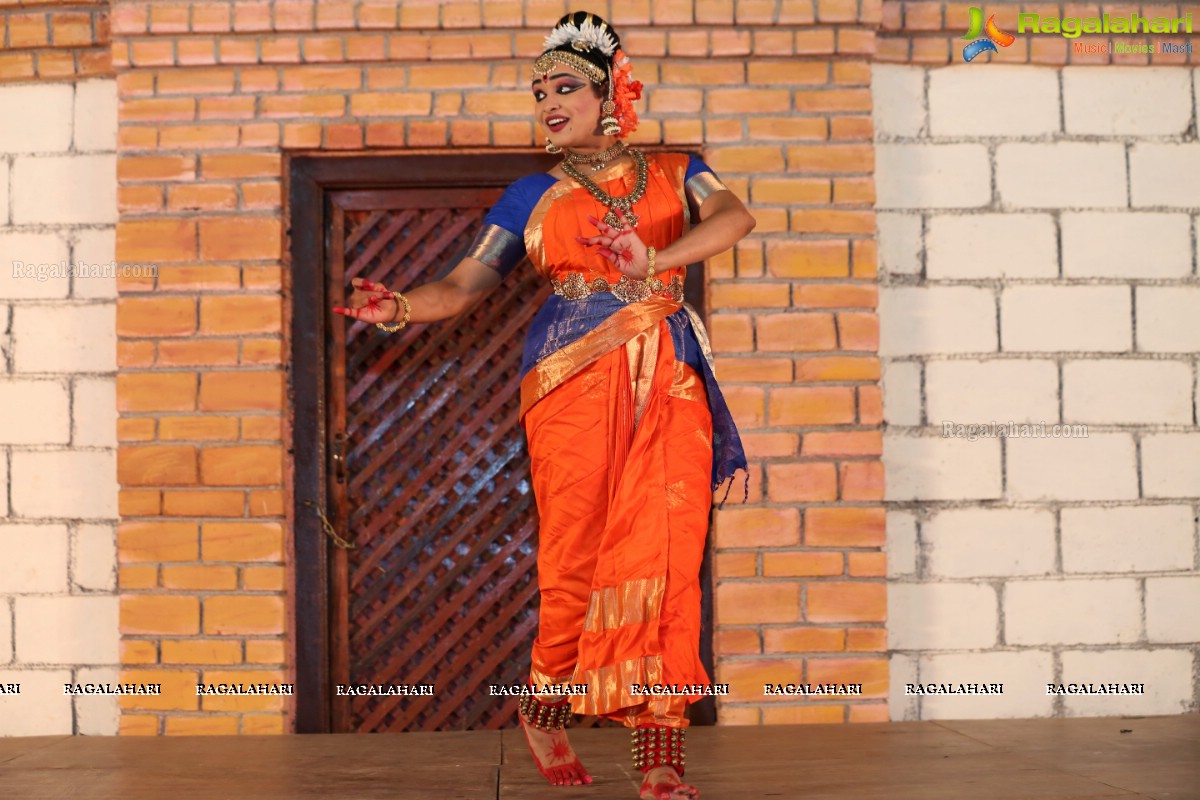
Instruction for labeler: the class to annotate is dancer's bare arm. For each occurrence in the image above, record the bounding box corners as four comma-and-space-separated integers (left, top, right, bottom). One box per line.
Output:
333, 257, 504, 325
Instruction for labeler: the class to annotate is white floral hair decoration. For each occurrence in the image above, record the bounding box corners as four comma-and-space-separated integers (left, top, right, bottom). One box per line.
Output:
542, 16, 619, 57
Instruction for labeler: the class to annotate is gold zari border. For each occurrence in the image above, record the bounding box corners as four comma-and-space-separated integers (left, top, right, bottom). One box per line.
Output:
519, 295, 680, 422
569, 654, 662, 716
582, 576, 666, 634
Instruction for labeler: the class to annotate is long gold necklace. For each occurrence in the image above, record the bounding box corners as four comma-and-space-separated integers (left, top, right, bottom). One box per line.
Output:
564, 140, 628, 172
561, 148, 648, 229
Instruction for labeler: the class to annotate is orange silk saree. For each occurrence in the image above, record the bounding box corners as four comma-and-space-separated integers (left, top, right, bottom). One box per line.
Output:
514, 153, 747, 723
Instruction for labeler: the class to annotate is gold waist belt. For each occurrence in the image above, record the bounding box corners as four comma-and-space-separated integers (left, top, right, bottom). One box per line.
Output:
551, 272, 685, 305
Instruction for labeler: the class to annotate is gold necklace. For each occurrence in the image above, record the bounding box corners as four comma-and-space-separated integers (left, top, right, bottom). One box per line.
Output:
564, 141, 628, 172
561, 148, 649, 229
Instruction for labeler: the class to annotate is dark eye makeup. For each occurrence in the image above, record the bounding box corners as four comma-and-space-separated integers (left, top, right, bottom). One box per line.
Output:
533, 83, 581, 100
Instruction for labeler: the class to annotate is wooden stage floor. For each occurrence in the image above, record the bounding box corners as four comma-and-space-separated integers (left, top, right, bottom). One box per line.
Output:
1, 715, 1196, 800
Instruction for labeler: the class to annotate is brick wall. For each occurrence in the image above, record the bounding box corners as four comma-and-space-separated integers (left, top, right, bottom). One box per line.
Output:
12, 0, 1194, 738
108, 0, 887, 734
0, 0, 112, 82
0, 71, 120, 731
875, 62, 1200, 719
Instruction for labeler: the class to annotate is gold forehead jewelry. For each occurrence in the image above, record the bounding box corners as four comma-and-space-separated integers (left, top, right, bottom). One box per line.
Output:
531, 50, 605, 84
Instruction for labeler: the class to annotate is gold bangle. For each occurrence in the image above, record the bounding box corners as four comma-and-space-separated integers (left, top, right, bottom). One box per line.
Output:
645, 246, 656, 281
376, 291, 411, 333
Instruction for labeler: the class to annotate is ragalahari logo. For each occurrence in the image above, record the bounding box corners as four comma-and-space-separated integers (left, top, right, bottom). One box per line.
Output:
961, 7, 1016, 61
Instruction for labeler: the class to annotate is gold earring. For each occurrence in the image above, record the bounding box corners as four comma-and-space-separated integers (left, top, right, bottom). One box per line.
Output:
545, 136, 562, 154
600, 63, 620, 136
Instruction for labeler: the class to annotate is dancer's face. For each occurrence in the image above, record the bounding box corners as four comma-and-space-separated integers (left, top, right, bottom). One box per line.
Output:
532, 64, 610, 150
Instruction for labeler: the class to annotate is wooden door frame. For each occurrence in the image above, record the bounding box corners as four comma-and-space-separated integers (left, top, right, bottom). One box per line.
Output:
288, 151, 714, 734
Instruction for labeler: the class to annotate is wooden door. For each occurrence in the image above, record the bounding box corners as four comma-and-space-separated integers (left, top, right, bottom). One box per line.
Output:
289, 154, 715, 734
325, 187, 549, 732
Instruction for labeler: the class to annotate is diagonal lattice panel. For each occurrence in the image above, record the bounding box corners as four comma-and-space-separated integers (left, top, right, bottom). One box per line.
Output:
338, 201, 552, 732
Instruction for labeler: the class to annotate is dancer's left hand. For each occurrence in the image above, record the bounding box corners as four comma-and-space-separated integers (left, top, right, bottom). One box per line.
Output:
575, 208, 651, 280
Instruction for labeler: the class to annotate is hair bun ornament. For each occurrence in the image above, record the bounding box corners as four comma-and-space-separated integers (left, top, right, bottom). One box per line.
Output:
542, 15, 619, 57
610, 48, 643, 139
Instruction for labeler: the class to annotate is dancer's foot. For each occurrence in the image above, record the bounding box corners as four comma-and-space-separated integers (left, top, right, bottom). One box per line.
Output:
519, 714, 592, 786
639, 766, 699, 799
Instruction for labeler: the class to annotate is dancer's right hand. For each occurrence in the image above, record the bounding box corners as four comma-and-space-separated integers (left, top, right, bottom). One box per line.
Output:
333, 278, 399, 324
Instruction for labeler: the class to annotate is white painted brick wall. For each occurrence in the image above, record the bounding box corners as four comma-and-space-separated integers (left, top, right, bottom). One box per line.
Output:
1001, 286, 1131, 353
1141, 433, 1200, 499
0, 670, 73, 736
876, 212, 921, 276
996, 143, 1128, 209
879, 286, 997, 356
1129, 143, 1200, 207
1006, 578, 1142, 646
929, 66, 1060, 137
888, 583, 998, 650
875, 144, 991, 209
0, 80, 119, 737
1062, 68, 1193, 135
1137, 287, 1200, 353
919, 651, 1055, 719
875, 63, 1199, 722
1061, 506, 1195, 574
1062, 359, 1193, 425
924, 509, 1056, 578
881, 360, 921, 426
1059, 649, 1195, 716
1061, 213, 1192, 278
883, 434, 1002, 501
926, 213, 1057, 279
1145, 576, 1200, 643
925, 359, 1058, 424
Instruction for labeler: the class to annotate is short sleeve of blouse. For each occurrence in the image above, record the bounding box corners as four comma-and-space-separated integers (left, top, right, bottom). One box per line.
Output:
467, 176, 550, 279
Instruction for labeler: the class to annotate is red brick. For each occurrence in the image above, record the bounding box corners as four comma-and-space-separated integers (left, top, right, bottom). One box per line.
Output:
199, 296, 282, 335
122, 595, 200, 635
756, 313, 838, 352
117, 297, 196, 338
787, 144, 873, 174
117, 373, 197, 412
806, 657, 887, 701
802, 432, 883, 457
162, 490, 244, 517
840, 461, 884, 501
807, 583, 886, 623
838, 312, 879, 351
198, 218, 281, 261
119, 521, 199, 562
762, 551, 844, 577
157, 340, 239, 368
117, 220, 197, 263
766, 240, 849, 278
118, 155, 196, 182
714, 507, 800, 548
763, 626, 846, 653
199, 371, 283, 411
795, 285, 877, 309
159, 416, 240, 442
200, 445, 282, 486
766, 463, 838, 503
202, 521, 283, 561
717, 581, 801, 624
769, 387, 856, 426
118, 445, 198, 486
795, 356, 880, 382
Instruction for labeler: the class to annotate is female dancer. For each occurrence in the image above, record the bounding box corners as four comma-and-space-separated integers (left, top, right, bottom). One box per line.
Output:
334, 11, 754, 799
